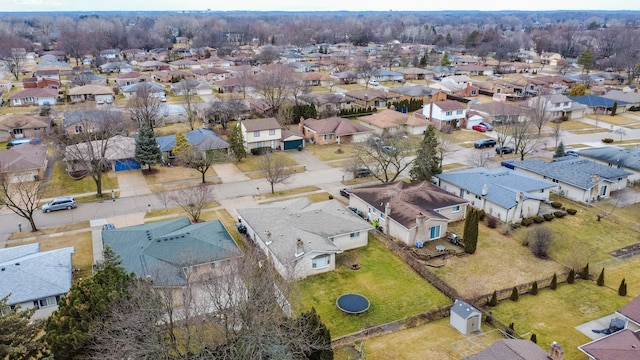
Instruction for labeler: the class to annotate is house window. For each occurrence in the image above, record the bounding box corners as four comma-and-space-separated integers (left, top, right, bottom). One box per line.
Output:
380, 212, 385, 219
323, 134, 334, 141
39, 296, 57, 308
168, 151, 176, 159
1, 305, 15, 316
312, 254, 330, 269
456, 110, 463, 115
254, 130, 260, 137
452, 205, 460, 213
256, 141, 264, 148
445, 111, 452, 116
429, 225, 441, 240
75, 125, 83, 133
269, 129, 275, 135
13, 128, 23, 135
471, 90, 477, 96
350, 232, 360, 238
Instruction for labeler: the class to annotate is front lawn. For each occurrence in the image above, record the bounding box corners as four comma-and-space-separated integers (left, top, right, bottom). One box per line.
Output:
45, 161, 118, 198
143, 165, 219, 192
307, 143, 356, 161
586, 113, 637, 126
445, 129, 492, 144
291, 237, 451, 338
235, 153, 298, 172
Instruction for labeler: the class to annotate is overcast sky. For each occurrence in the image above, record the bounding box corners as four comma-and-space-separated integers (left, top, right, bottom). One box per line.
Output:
1, 0, 639, 12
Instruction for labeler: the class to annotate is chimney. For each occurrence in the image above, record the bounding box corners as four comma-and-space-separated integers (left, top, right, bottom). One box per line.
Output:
299, 116, 305, 134
516, 192, 524, 203
548, 342, 564, 360
591, 173, 600, 185
482, 184, 488, 196
295, 237, 304, 257
416, 212, 425, 226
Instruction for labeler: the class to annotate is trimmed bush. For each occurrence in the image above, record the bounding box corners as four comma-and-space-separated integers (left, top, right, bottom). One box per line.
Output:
506, 322, 515, 336
530, 333, 537, 344
619, 278, 627, 296
488, 291, 497, 307
566, 208, 577, 215
328, 195, 334, 200
510, 287, 519, 301
597, 268, 605, 286
530, 281, 538, 295
550, 273, 558, 290
551, 201, 563, 209
533, 216, 545, 224
602, 138, 614, 143
554, 211, 566, 218
478, 209, 486, 221
567, 269, 575, 284
486, 215, 498, 228
543, 214, 554, 221
581, 263, 589, 280
521, 218, 534, 227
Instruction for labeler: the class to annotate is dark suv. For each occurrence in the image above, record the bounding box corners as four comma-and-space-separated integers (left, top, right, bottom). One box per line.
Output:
474, 139, 497, 148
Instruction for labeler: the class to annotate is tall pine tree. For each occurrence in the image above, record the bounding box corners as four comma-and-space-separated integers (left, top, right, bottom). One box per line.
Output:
553, 141, 566, 158
0, 295, 49, 359
135, 125, 163, 171
410, 125, 441, 181
229, 124, 247, 163
463, 207, 479, 254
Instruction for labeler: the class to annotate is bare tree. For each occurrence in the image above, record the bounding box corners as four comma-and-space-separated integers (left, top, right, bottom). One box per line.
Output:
177, 80, 200, 130
355, 58, 377, 88
155, 191, 172, 210
0, 175, 45, 232
128, 84, 164, 130
0, 37, 30, 80
352, 136, 414, 183
255, 45, 280, 65
258, 151, 295, 194
255, 64, 295, 119
60, 109, 128, 197
169, 184, 214, 223
528, 94, 552, 135
179, 148, 226, 184
512, 117, 540, 161
467, 149, 492, 168
437, 133, 455, 169
528, 226, 553, 258
205, 97, 247, 130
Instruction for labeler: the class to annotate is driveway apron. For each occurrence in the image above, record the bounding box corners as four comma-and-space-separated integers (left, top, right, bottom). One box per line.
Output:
116, 170, 152, 197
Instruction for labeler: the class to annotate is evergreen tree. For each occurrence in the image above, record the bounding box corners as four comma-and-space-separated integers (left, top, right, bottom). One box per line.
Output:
581, 263, 590, 280
597, 268, 605, 286
229, 124, 247, 163
441, 51, 451, 67
0, 296, 49, 359
419, 48, 428, 67
510, 287, 519, 301
576, 49, 594, 73
172, 131, 191, 158
46, 256, 135, 359
291, 307, 333, 360
554, 141, 566, 158
619, 278, 627, 296
611, 101, 618, 116
550, 273, 558, 290
409, 125, 441, 181
463, 207, 479, 254
530, 333, 537, 344
488, 290, 497, 307
530, 281, 538, 295
567, 269, 575, 284
135, 125, 163, 171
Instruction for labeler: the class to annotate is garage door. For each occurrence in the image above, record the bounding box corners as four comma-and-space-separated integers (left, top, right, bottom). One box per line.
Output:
114, 159, 141, 171
283, 139, 303, 151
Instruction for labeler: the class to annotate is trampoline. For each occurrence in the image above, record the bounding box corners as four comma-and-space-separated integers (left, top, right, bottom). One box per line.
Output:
336, 293, 370, 314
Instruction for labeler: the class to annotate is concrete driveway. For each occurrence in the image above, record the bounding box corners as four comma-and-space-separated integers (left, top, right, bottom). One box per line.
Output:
213, 163, 250, 183
116, 170, 152, 197
575, 313, 624, 341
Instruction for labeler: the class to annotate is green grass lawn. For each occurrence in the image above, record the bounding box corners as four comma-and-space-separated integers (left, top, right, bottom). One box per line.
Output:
44, 161, 118, 198
307, 143, 356, 161
490, 281, 628, 360
291, 237, 451, 338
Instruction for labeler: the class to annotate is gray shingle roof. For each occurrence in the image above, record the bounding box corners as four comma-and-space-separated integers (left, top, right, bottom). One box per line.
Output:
0, 244, 74, 305
102, 218, 242, 287
237, 198, 373, 264
451, 299, 480, 319
470, 339, 549, 360
578, 146, 640, 172
436, 168, 555, 209
241, 117, 281, 132
507, 158, 632, 190
155, 128, 229, 152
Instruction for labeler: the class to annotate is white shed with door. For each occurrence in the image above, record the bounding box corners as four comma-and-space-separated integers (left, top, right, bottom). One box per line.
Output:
450, 299, 482, 334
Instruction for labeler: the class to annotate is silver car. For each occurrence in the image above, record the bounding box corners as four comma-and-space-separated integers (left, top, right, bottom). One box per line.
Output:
42, 197, 77, 213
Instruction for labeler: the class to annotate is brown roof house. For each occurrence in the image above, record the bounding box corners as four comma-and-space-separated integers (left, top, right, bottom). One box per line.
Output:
344, 88, 400, 109
348, 181, 468, 246
470, 339, 563, 360
0, 143, 48, 183
8, 88, 58, 107
300, 116, 373, 145
67, 84, 114, 104
422, 100, 467, 130
240, 117, 282, 153
358, 109, 429, 136
0, 114, 49, 142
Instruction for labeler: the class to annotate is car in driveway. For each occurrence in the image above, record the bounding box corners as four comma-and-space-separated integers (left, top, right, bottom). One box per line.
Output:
42, 197, 77, 213
355, 167, 373, 178
368, 80, 379, 86
495, 145, 515, 154
474, 139, 496, 148
472, 124, 487, 132
340, 188, 351, 198
565, 150, 579, 157
381, 145, 396, 154
479, 122, 494, 131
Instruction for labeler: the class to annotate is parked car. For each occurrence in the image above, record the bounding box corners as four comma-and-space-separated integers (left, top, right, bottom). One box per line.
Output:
495, 146, 515, 154
42, 197, 77, 213
340, 188, 351, 198
369, 136, 384, 147
381, 145, 396, 154
7, 138, 41, 149
473, 139, 496, 148
479, 122, 494, 131
368, 80, 379, 86
355, 167, 373, 178
102, 223, 116, 231
565, 150, 579, 157
472, 124, 487, 132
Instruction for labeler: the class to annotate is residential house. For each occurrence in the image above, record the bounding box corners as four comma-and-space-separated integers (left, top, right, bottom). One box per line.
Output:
390, 86, 447, 104
240, 118, 282, 152
596, 72, 626, 86
540, 52, 562, 66
299, 116, 373, 145
568, 95, 627, 115
470, 339, 558, 360
579, 329, 640, 360
115, 72, 150, 87
0, 143, 48, 183
170, 80, 213, 96
281, 127, 305, 151
526, 94, 587, 120
33, 69, 60, 81
192, 67, 228, 82
99, 49, 120, 61
120, 82, 167, 101
214, 78, 246, 94
64, 135, 141, 172
422, 100, 466, 130
334, 71, 359, 85
61, 110, 125, 135
0, 243, 75, 319
616, 295, 640, 330
169, 58, 201, 70
371, 69, 404, 83
450, 299, 482, 335
505, 158, 631, 204
568, 73, 605, 88
577, 147, 640, 183
299, 72, 329, 87
344, 89, 399, 109
67, 84, 114, 104
237, 198, 373, 280
0, 114, 49, 141
469, 102, 530, 125
0, 79, 12, 94
8, 88, 57, 107
102, 218, 244, 306
99, 62, 134, 74
156, 128, 229, 162
348, 181, 468, 246
397, 67, 433, 80
454, 64, 494, 76
429, 66, 454, 78
299, 93, 352, 117
291, 62, 320, 73
603, 90, 640, 109
358, 109, 429, 136
137, 60, 168, 72
436, 167, 556, 223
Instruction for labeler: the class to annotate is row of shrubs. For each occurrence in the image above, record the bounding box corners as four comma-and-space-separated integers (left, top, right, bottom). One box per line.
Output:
521, 210, 576, 226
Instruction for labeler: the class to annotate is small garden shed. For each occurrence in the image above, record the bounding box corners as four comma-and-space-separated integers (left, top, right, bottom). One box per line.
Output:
450, 299, 482, 335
